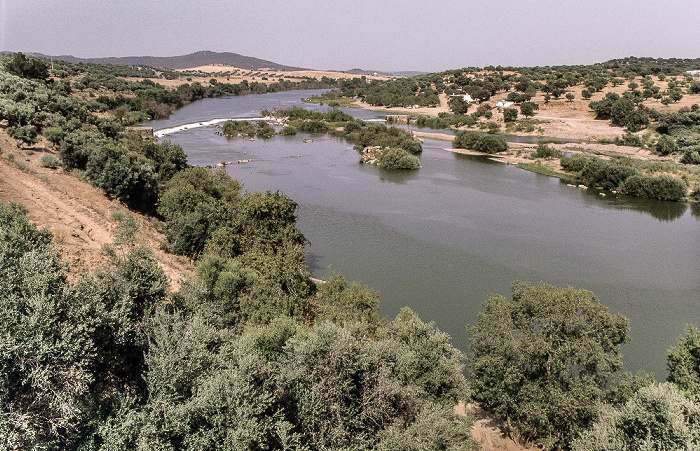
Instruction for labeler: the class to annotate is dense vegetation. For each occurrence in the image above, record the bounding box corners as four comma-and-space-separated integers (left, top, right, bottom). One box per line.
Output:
273, 106, 423, 169
1, 53, 700, 448
0, 202, 476, 449
559, 155, 694, 201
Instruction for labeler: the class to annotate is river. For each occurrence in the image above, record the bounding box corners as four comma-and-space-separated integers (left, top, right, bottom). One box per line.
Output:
143, 90, 700, 378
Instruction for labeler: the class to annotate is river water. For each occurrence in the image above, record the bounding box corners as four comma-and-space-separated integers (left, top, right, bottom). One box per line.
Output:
143, 90, 700, 378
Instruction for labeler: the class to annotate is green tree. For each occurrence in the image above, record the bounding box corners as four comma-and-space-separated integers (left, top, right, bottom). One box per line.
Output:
690, 80, 700, 94
519, 101, 538, 118
667, 326, 700, 401
475, 133, 508, 154
655, 134, 679, 155
503, 108, 518, 122
448, 96, 471, 115
376, 146, 421, 169
468, 281, 630, 449
566, 93, 575, 102
4, 52, 49, 80
610, 98, 635, 127
572, 383, 700, 450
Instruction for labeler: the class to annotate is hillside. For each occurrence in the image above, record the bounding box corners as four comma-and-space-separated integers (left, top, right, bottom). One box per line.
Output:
29, 50, 306, 71
0, 132, 194, 288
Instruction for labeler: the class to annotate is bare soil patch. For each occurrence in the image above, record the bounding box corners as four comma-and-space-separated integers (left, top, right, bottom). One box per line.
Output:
0, 132, 194, 288
456, 402, 541, 450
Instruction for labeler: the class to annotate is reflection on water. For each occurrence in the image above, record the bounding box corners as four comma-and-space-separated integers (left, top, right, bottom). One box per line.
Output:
592, 193, 690, 222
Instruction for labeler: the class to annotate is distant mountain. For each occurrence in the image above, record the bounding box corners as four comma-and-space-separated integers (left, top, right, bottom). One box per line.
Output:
27, 50, 306, 71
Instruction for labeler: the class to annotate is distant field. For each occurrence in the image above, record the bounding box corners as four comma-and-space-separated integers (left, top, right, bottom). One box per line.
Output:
144, 64, 393, 88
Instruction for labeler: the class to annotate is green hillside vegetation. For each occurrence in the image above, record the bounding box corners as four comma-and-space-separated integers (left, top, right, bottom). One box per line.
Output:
1, 52, 700, 449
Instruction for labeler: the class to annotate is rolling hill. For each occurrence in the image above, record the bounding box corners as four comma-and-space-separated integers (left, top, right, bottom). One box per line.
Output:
28, 50, 306, 71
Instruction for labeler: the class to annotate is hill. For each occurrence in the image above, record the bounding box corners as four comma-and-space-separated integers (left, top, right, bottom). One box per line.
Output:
28, 50, 306, 71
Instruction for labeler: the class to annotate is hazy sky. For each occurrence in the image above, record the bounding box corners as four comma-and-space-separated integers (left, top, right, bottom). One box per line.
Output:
2, 0, 699, 72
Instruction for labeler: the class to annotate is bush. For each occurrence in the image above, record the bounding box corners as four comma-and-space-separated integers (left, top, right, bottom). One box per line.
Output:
692, 185, 700, 202
681, 148, 700, 165
222, 120, 256, 137
572, 383, 700, 450
453, 130, 481, 150
85, 143, 159, 212
280, 125, 297, 135
468, 281, 629, 449
614, 131, 644, 147
667, 326, 700, 401
580, 158, 640, 190
503, 108, 518, 122
39, 153, 62, 168
533, 143, 561, 159
621, 174, 687, 201
453, 130, 507, 154
7, 124, 39, 146
475, 134, 508, 154
376, 147, 421, 170
560, 154, 589, 172
297, 119, 329, 133
655, 135, 679, 155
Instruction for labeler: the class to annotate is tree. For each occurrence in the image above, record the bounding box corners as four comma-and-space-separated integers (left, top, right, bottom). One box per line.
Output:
667, 325, 700, 401
690, 80, 700, 94
655, 134, 678, 155
669, 87, 684, 102
519, 101, 538, 118
448, 96, 470, 115
475, 133, 508, 154
503, 108, 518, 122
468, 281, 630, 449
589, 92, 620, 119
610, 98, 635, 127
565, 93, 575, 102
572, 383, 700, 450
4, 52, 49, 80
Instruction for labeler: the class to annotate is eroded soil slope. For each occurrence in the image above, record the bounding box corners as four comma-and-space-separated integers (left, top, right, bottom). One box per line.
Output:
0, 132, 193, 287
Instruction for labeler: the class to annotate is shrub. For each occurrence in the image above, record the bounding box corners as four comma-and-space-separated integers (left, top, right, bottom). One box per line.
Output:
7, 124, 39, 146
222, 120, 256, 137
468, 282, 630, 449
560, 154, 589, 172
580, 158, 640, 190
39, 153, 62, 168
667, 326, 700, 401
475, 134, 508, 154
85, 143, 158, 212
572, 383, 700, 450
254, 120, 275, 138
376, 147, 421, 170
453, 130, 481, 150
280, 125, 297, 135
614, 131, 644, 147
533, 143, 561, 159
621, 174, 687, 201
503, 108, 518, 122
655, 135, 679, 155
453, 130, 507, 154
297, 120, 329, 133
681, 147, 700, 165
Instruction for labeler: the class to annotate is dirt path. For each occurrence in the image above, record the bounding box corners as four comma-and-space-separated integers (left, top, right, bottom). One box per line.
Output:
456, 403, 541, 450
0, 133, 194, 288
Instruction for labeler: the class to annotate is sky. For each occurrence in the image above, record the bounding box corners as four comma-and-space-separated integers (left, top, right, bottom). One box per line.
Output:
2, 0, 700, 73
